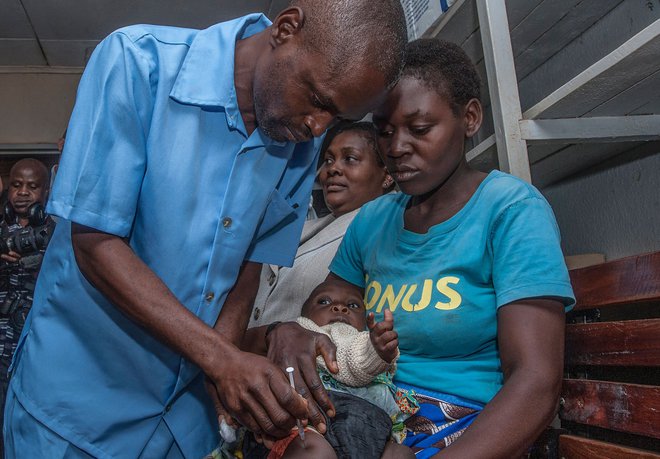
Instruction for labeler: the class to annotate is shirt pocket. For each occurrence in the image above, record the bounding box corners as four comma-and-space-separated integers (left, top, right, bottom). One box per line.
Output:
253, 190, 298, 243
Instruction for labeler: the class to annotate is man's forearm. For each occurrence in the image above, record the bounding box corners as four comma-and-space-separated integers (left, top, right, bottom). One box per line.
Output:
213, 261, 262, 346
71, 225, 233, 376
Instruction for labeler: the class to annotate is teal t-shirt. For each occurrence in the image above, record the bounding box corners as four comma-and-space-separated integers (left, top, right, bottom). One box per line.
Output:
329, 171, 575, 404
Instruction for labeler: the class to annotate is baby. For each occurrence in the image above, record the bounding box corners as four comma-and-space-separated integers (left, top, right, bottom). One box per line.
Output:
271, 279, 416, 459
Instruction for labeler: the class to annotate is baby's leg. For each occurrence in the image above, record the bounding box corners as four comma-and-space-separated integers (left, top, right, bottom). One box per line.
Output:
381, 441, 416, 459
282, 430, 337, 459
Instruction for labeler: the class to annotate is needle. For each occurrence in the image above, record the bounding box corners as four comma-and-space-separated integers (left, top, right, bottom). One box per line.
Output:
285, 366, 306, 448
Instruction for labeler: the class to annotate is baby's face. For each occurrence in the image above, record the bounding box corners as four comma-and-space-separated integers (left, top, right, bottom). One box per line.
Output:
303, 282, 367, 330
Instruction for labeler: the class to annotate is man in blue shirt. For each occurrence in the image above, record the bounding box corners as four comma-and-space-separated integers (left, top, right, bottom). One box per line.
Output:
3, 1, 407, 457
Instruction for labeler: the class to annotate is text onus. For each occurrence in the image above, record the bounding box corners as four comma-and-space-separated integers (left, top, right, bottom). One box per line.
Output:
364, 275, 462, 313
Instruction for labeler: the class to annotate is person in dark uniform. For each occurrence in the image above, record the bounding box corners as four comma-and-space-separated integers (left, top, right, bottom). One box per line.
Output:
0, 159, 54, 452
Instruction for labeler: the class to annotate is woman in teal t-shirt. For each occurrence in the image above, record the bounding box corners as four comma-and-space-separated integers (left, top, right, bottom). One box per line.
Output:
327, 40, 575, 458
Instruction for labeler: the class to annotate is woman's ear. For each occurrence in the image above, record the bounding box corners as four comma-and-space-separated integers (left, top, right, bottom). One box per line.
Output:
270, 7, 305, 47
464, 98, 483, 138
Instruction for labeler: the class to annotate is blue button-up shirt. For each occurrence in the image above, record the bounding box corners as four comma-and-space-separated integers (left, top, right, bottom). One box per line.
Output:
10, 14, 321, 458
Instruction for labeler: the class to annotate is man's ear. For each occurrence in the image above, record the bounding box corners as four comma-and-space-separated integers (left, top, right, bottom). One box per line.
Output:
270, 7, 305, 47
464, 98, 483, 138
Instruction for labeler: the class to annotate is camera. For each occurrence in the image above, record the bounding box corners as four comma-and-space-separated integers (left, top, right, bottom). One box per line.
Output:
1, 202, 53, 257
0, 224, 52, 257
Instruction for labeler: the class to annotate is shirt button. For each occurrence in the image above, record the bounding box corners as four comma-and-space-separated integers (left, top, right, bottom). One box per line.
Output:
205, 292, 215, 302
253, 308, 261, 320
165, 403, 172, 412
222, 217, 232, 228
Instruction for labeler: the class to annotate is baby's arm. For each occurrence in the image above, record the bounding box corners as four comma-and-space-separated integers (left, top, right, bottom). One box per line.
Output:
330, 311, 399, 386
367, 309, 399, 364
329, 326, 395, 387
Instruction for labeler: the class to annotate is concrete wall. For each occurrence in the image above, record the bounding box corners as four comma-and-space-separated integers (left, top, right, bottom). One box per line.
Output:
0, 71, 81, 146
543, 150, 660, 261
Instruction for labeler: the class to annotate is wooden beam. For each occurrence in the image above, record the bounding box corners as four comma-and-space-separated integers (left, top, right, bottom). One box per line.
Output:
569, 252, 660, 311
561, 379, 660, 439
466, 134, 495, 163
519, 115, 660, 143
565, 319, 660, 367
476, 0, 531, 181
559, 434, 660, 459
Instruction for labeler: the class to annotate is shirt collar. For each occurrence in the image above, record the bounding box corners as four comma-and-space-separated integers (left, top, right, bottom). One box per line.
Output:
169, 14, 272, 133
244, 127, 288, 150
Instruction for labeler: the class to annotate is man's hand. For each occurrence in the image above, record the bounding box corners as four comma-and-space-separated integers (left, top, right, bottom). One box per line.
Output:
266, 321, 337, 433
1, 250, 21, 263
205, 261, 309, 442
367, 309, 398, 363
205, 345, 309, 441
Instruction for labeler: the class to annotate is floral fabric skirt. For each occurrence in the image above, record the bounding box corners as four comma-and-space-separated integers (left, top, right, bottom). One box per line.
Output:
399, 383, 484, 458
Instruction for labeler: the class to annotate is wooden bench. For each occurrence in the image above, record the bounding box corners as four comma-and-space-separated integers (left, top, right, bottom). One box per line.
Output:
532, 251, 660, 458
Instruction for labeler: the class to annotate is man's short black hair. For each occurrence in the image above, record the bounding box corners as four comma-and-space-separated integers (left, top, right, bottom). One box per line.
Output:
288, 0, 408, 89
403, 39, 481, 115
9, 158, 49, 186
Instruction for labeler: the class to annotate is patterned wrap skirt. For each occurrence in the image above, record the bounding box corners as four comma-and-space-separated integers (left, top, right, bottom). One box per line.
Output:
399, 383, 484, 458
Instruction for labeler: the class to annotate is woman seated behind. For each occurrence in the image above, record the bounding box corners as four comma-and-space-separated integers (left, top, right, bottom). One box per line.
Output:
268, 39, 575, 458
248, 122, 394, 328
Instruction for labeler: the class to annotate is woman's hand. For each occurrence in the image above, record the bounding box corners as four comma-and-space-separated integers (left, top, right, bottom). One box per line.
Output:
266, 321, 338, 433
368, 309, 399, 363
